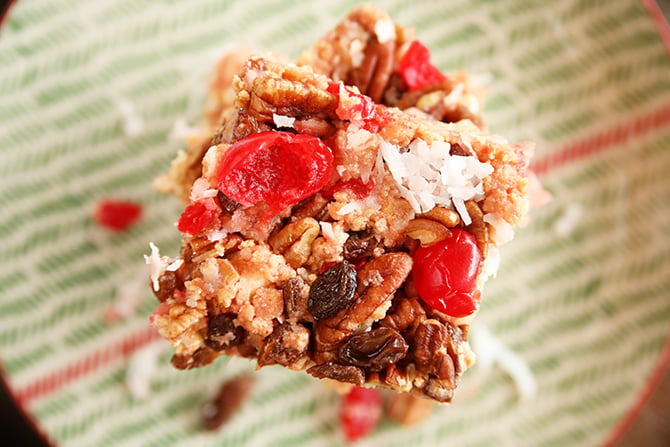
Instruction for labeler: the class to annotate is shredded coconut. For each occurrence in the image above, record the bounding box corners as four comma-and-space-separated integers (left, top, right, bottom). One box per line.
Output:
169, 117, 198, 141
469, 324, 537, 401
319, 221, 336, 241
116, 97, 144, 138
207, 229, 229, 242
126, 339, 165, 400
166, 258, 184, 272
379, 138, 493, 223
273, 113, 295, 128
484, 213, 515, 245
144, 242, 169, 292
337, 195, 382, 215
374, 19, 396, 43
553, 203, 583, 237
190, 178, 219, 202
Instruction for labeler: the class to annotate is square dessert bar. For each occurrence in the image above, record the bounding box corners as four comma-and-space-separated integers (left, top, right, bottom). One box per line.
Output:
148, 54, 532, 403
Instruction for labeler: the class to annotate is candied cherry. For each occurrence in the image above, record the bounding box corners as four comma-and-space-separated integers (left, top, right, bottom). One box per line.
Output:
94, 199, 142, 232
177, 201, 217, 236
217, 131, 333, 217
398, 40, 447, 91
412, 228, 483, 318
339, 386, 382, 443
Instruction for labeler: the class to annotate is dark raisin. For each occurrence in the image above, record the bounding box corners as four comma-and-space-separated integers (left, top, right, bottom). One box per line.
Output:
217, 190, 241, 213
343, 231, 377, 265
338, 327, 408, 372
153, 271, 177, 302
308, 261, 357, 320
205, 313, 244, 351
257, 323, 310, 367
306, 362, 365, 386
171, 346, 218, 370
202, 375, 255, 431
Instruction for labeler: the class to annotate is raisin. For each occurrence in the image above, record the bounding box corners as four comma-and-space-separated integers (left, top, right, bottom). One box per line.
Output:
205, 313, 244, 351
306, 362, 365, 386
153, 271, 177, 302
337, 327, 408, 372
171, 346, 218, 370
343, 231, 377, 265
257, 323, 310, 367
202, 375, 255, 431
217, 190, 241, 213
308, 261, 357, 320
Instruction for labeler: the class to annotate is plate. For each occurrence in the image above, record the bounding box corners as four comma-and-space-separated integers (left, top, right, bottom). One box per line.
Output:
1, 1, 670, 446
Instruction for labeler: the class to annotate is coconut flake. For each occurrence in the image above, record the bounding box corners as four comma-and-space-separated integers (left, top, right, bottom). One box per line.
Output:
470, 324, 537, 401
144, 242, 168, 292
484, 213, 515, 245
166, 258, 184, 272
379, 138, 493, 224
273, 113, 295, 128
337, 195, 382, 216
116, 97, 144, 138
374, 19, 396, 43
126, 339, 165, 400
319, 221, 336, 242
553, 203, 583, 237
207, 229, 229, 242
169, 117, 198, 142
190, 178, 218, 202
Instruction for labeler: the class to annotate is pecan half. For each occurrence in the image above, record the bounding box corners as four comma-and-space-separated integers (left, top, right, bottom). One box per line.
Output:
405, 218, 451, 246
379, 297, 426, 333
420, 206, 461, 228
269, 217, 320, 268
337, 327, 408, 372
413, 319, 458, 387
464, 200, 488, 256
306, 362, 365, 387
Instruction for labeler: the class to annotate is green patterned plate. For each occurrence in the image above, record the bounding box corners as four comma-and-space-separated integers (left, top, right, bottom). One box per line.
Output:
2, 1, 670, 446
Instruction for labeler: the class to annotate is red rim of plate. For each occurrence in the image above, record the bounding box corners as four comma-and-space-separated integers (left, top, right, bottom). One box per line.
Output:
0, 0, 669, 446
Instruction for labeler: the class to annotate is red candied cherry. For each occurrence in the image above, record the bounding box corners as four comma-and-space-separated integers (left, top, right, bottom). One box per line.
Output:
412, 228, 483, 318
340, 386, 382, 443
177, 201, 217, 236
217, 131, 333, 217
398, 40, 447, 91
94, 199, 142, 232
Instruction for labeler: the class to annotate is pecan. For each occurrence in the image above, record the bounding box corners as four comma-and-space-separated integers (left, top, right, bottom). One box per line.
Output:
171, 346, 218, 370
290, 193, 330, 220
383, 364, 412, 391
307, 362, 365, 387
314, 253, 412, 360
422, 378, 454, 403
257, 323, 310, 368
348, 38, 395, 102
202, 375, 255, 431
269, 217, 320, 268
387, 393, 434, 426
337, 327, 408, 372
464, 201, 488, 256
420, 206, 461, 228
379, 297, 426, 333
205, 313, 244, 351
413, 319, 458, 386
308, 261, 358, 320
282, 276, 311, 324
405, 218, 451, 246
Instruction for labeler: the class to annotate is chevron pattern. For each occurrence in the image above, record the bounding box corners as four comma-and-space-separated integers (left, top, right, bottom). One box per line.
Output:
1, 0, 670, 446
